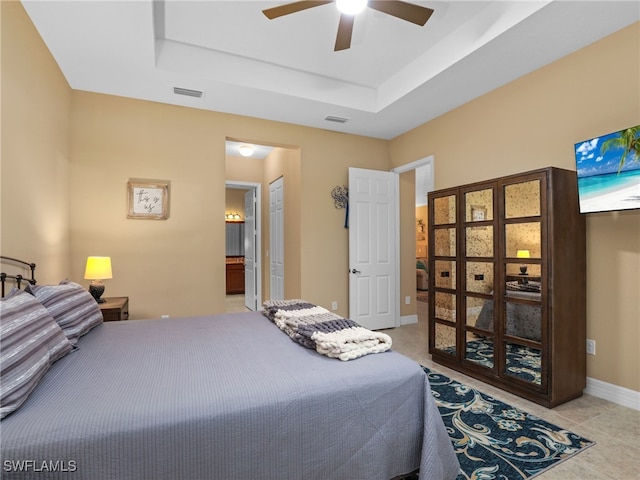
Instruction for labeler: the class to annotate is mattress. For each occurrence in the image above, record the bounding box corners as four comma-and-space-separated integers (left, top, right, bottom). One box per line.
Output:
1, 311, 459, 480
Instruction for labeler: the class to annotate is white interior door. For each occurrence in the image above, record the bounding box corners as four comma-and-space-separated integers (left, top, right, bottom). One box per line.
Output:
244, 189, 257, 310
269, 177, 284, 300
348, 167, 398, 330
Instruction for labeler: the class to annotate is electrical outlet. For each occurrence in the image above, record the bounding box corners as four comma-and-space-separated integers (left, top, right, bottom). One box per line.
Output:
405, 296, 411, 305
331, 301, 338, 311
586, 339, 596, 355
161, 314, 170, 319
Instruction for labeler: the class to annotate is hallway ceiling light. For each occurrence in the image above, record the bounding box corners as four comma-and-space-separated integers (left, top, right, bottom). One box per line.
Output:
238, 145, 254, 157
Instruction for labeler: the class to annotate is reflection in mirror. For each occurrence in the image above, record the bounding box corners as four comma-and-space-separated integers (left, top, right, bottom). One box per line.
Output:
506, 262, 542, 280
466, 261, 493, 294
434, 260, 456, 289
504, 299, 541, 341
465, 332, 494, 369
465, 296, 489, 328
434, 228, 456, 256
433, 195, 456, 225
473, 297, 495, 333
465, 189, 493, 222
434, 292, 456, 322
504, 342, 542, 385
225, 222, 245, 256
505, 222, 540, 260
435, 323, 456, 354
465, 226, 493, 257
505, 180, 540, 218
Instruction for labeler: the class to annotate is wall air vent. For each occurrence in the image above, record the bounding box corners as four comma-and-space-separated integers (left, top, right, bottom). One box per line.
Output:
324, 115, 349, 124
173, 87, 203, 98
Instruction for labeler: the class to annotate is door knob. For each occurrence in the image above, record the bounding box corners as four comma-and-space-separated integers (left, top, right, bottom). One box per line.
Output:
351, 268, 361, 274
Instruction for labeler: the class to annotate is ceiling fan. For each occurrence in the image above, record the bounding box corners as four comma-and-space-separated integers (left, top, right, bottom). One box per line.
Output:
262, 0, 434, 51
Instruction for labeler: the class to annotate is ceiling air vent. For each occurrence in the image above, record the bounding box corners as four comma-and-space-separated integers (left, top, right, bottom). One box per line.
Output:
173, 87, 203, 98
324, 115, 349, 124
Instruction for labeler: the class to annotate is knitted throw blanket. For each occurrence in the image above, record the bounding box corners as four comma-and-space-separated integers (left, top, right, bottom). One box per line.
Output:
262, 299, 392, 361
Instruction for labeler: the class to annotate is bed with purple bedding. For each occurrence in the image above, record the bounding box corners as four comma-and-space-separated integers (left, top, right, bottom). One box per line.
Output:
1, 279, 459, 479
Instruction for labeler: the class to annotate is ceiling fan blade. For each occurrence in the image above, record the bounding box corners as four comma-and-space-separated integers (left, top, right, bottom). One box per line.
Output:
334, 14, 355, 51
368, 0, 434, 26
262, 1, 334, 20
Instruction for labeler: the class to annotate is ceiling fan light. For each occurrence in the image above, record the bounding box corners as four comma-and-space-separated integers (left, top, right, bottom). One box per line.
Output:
238, 145, 254, 157
336, 0, 367, 15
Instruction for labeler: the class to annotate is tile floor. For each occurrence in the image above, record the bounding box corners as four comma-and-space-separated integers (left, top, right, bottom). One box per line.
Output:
382, 300, 640, 480
227, 294, 640, 479
225, 294, 250, 313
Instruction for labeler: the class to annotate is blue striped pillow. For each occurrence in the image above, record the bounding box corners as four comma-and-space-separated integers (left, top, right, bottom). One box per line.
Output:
26, 281, 103, 345
0, 289, 73, 419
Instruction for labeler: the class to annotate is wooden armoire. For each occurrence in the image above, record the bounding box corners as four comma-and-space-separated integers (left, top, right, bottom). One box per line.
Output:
428, 167, 586, 407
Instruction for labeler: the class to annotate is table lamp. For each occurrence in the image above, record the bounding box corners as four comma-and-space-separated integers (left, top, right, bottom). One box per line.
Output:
516, 250, 530, 275
84, 256, 112, 303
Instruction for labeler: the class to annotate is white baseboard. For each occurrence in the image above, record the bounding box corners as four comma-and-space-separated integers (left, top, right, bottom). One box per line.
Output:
585, 376, 640, 411
400, 314, 418, 326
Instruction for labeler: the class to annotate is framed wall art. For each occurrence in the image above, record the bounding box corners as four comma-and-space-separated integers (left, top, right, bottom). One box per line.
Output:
127, 179, 170, 220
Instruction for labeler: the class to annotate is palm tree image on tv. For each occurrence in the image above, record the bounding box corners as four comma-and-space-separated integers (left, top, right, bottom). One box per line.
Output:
574, 125, 640, 213
600, 126, 640, 174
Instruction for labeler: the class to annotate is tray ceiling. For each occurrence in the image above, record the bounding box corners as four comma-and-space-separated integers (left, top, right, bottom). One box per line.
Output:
21, 1, 640, 139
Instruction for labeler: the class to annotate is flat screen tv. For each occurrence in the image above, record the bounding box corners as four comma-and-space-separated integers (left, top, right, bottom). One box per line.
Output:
574, 125, 640, 213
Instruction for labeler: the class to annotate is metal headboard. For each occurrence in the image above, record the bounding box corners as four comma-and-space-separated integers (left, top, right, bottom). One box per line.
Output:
1, 256, 37, 297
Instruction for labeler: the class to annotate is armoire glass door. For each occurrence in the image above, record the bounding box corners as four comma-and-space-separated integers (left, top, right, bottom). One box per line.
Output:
502, 177, 544, 387
431, 193, 457, 357
463, 187, 496, 371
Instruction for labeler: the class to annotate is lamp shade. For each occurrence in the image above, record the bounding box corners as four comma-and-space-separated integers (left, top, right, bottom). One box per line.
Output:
516, 250, 531, 259
84, 256, 113, 280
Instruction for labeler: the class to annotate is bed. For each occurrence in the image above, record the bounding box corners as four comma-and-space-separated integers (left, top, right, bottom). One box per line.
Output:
0, 258, 459, 480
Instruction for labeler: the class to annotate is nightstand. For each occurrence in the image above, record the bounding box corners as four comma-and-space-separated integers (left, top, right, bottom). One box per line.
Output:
99, 296, 129, 321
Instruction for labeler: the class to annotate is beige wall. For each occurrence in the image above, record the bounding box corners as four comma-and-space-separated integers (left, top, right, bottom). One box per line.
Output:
399, 171, 416, 316
1, 1, 72, 283
64, 89, 389, 319
68, 92, 222, 319
297, 134, 390, 316
390, 22, 640, 392
226, 154, 264, 185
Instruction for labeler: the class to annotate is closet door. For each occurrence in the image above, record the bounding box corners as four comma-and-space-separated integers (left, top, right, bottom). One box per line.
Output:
269, 178, 284, 301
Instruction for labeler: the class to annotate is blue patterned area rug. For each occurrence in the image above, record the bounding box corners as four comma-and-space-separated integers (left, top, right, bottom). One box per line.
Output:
421, 368, 595, 480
